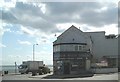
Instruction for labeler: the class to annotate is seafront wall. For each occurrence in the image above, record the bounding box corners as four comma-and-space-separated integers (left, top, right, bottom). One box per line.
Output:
91, 68, 118, 74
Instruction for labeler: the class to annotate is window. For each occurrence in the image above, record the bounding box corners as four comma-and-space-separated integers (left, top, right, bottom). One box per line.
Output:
54, 54, 60, 60
78, 46, 82, 51
82, 45, 85, 50
75, 45, 78, 51
53, 45, 60, 52
75, 45, 83, 51
54, 44, 87, 52
53, 46, 56, 52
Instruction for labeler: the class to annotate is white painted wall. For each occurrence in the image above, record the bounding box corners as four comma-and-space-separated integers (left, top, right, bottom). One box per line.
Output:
86, 32, 105, 59
86, 32, 118, 61
56, 26, 88, 44
54, 26, 92, 52
104, 38, 118, 56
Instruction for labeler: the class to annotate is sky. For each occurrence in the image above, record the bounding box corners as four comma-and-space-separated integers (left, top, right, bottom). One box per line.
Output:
0, 0, 119, 65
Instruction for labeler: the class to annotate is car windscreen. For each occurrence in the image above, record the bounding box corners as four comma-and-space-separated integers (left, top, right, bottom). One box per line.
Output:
18, 65, 27, 69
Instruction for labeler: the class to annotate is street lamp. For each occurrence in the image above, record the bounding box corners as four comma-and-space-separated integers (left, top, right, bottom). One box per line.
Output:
33, 44, 38, 61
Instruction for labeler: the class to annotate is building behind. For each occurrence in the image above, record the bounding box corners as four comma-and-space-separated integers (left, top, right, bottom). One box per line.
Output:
53, 25, 118, 75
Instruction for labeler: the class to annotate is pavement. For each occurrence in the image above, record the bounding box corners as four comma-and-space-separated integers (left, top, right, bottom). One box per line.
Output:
1, 72, 119, 80
42, 73, 94, 79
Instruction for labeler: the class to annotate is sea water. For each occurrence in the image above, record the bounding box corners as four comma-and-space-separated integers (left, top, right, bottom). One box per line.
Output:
0, 65, 18, 73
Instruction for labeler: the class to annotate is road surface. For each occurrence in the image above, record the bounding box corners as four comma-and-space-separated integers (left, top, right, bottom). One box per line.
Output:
1, 72, 119, 80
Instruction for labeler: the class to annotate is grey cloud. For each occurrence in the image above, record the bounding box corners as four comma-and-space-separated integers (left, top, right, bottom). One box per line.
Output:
79, 6, 117, 27
44, 2, 102, 23
1, 2, 60, 33
1, 10, 17, 23
12, 2, 44, 17
45, 2, 101, 15
1, 2, 118, 34
118, 2, 120, 27
81, 26, 91, 31
45, 2, 117, 27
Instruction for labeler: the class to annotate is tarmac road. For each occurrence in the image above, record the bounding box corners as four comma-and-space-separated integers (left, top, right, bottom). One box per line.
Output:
1, 72, 119, 81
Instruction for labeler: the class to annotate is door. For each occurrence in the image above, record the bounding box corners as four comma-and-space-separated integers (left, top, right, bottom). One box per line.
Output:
63, 62, 70, 74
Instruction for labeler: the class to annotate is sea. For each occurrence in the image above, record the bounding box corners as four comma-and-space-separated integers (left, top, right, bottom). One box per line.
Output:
0, 65, 53, 74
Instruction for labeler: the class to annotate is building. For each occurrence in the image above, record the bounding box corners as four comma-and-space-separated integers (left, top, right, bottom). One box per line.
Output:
53, 25, 118, 75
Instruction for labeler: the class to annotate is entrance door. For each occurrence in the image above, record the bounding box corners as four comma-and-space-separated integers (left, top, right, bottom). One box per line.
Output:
63, 62, 70, 74
79, 59, 86, 69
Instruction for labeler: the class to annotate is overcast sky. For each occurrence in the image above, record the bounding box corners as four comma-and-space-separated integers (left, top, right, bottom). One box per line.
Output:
0, 0, 119, 65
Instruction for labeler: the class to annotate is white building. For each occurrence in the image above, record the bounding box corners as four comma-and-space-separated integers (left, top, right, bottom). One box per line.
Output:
53, 25, 118, 75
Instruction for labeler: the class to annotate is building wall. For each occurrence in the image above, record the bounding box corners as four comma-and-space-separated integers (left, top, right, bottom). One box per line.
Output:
104, 38, 118, 56
86, 32, 118, 62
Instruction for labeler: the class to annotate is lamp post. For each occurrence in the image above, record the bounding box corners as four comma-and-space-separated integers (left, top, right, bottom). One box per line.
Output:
33, 44, 38, 61
15, 62, 17, 74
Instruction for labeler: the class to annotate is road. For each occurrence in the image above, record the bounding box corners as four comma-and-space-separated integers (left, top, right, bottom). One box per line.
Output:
1, 72, 119, 80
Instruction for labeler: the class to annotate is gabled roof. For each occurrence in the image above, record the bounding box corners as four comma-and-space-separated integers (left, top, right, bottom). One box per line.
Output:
57, 25, 83, 39
53, 25, 88, 44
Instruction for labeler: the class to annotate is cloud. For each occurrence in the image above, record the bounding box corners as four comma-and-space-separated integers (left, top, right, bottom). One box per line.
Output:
20, 26, 35, 36
0, 27, 4, 36
1, 2, 59, 33
84, 24, 118, 35
0, 43, 6, 48
45, 2, 117, 27
1, 10, 17, 23
0, 23, 12, 36
1, 0, 16, 8
17, 40, 32, 45
1, 2, 118, 36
